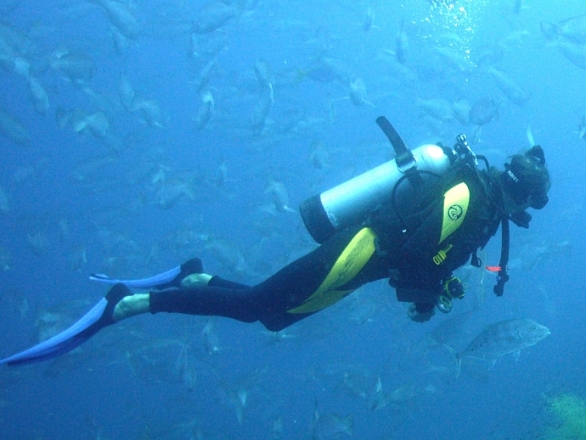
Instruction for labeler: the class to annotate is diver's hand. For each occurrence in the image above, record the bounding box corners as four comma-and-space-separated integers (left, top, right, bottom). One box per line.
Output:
443, 276, 464, 299
408, 303, 435, 322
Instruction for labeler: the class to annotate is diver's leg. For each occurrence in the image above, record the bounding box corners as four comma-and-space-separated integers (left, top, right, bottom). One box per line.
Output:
124, 226, 381, 330
149, 285, 259, 323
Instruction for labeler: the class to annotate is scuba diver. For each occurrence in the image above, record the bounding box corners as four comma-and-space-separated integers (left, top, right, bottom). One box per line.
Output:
0, 117, 551, 366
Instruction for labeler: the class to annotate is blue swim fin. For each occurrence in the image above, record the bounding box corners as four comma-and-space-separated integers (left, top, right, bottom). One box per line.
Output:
0, 283, 131, 366
89, 258, 203, 290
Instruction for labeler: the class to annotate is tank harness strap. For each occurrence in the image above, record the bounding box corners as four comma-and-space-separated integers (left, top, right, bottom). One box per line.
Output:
493, 215, 510, 297
288, 227, 377, 314
376, 116, 424, 187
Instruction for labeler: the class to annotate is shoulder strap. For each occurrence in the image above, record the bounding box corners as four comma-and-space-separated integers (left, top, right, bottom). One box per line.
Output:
376, 116, 424, 187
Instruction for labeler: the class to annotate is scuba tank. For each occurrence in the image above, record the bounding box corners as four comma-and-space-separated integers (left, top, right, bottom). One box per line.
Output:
300, 117, 475, 244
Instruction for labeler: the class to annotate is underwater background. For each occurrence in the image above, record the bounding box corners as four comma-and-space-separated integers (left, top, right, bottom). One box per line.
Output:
0, 0, 584, 438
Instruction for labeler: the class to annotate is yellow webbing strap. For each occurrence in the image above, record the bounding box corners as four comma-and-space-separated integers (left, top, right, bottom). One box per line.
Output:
288, 227, 377, 314
439, 182, 470, 244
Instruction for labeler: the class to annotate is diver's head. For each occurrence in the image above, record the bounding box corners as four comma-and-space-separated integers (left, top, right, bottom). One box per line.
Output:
501, 145, 551, 212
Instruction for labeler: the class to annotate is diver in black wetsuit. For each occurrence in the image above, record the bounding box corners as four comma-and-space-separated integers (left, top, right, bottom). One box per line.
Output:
0, 121, 551, 366
135, 143, 550, 328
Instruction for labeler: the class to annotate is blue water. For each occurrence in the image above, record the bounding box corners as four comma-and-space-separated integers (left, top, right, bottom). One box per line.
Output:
0, 0, 583, 438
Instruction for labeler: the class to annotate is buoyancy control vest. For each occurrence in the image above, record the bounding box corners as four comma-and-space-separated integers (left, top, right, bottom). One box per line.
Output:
299, 116, 512, 297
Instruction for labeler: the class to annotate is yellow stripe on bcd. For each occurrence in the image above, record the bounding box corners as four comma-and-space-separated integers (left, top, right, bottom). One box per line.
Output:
439, 182, 470, 244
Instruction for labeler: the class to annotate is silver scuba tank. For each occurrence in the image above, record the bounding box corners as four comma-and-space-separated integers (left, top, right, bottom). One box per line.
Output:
300, 117, 455, 244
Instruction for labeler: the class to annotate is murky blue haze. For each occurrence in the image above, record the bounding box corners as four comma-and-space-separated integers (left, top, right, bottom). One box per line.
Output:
0, 0, 583, 438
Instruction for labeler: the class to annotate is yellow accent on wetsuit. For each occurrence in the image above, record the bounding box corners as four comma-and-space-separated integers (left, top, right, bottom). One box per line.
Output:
288, 227, 377, 314
438, 182, 470, 244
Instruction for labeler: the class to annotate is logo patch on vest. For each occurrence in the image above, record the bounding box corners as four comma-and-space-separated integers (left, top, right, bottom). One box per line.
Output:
447, 204, 464, 221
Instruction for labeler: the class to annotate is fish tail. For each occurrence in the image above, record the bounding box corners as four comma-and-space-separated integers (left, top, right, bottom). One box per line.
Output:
540, 21, 559, 43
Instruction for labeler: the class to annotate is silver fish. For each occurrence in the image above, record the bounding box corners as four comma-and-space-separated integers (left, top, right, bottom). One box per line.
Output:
468, 98, 499, 126
93, 0, 139, 40
27, 77, 50, 115
542, 14, 586, 44
395, 20, 408, 64
311, 407, 353, 440
193, 1, 239, 34
450, 318, 550, 377
552, 39, 586, 71
0, 106, 30, 147
487, 67, 530, 106
251, 82, 273, 136
194, 85, 214, 130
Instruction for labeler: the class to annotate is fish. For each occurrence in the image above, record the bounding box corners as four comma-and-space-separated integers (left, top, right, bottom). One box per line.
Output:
511, 0, 525, 15
193, 1, 239, 34
468, 98, 499, 126
449, 318, 550, 378
557, 39, 586, 70
542, 14, 586, 44
308, 139, 330, 169
173, 343, 197, 391
0, 289, 28, 319
251, 83, 274, 136
71, 111, 110, 138
452, 99, 471, 125
370, 377, 417, 411
194, 84, 215, 130
311, 405, 353, 439
118, 73, 135, 111
348, 77, 375, 107
202, 320, 222, 355
92, 0, 139, 40
416, 98, 454, 122
154, 178, 195, 209
27, 76, 50, 115
526, 124, 535, 147
49, 49, 96, 84
362, 6, 375, 32
194, 58, 217, 90
303, 57, 350, 85
254, 59, 273, 88
395, 20, 408, 64
0, 105, 30, 147
132, 98, 165, 128
431, 45, 475, 72
264, 178, 296, 213
487, 67, 530, 106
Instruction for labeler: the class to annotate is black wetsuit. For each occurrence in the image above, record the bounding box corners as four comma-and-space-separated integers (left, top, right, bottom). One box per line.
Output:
150, 165, 504, 330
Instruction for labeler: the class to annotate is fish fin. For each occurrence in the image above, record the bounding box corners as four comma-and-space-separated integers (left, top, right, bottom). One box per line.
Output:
487, 358, 497, 370
513, 350, 521, 362
540, 21, 558, 42
472, 125, 482, 145
526, 124, 535, 146
443, 344, 462, 379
